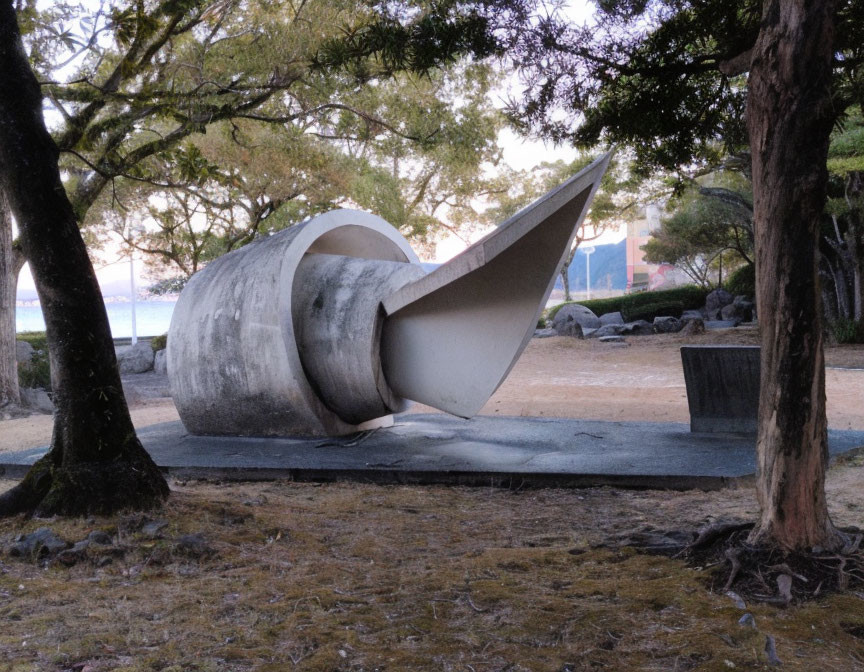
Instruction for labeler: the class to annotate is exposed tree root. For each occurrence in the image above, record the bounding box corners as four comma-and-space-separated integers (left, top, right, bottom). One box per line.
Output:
0, 441, 169, 518
620, 521, 864, 603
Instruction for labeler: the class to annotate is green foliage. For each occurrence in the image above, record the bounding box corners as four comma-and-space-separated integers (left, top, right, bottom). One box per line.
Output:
547, 286, 708, 322
16, 332, 51, 390
624, 301, 684, 322
830, 318, 864, 344
150, 334, 168, 352
725, 264, 755, 298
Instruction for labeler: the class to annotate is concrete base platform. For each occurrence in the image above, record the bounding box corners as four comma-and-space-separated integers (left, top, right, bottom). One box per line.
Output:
3, 415, 863, 490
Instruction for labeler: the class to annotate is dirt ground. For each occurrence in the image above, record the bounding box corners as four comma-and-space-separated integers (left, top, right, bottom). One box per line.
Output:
0, 330, 862, 671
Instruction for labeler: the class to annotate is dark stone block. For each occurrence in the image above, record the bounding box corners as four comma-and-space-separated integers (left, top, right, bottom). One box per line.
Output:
680, 345, 760, 434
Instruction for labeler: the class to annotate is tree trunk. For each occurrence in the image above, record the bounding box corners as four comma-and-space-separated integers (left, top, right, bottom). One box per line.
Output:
0, 191, 24, 407
0, 3, 168, 516
561, 266, 571, 301
746, 0, 843, 550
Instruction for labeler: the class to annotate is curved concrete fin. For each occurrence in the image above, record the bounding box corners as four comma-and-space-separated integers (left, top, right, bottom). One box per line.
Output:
380, 152, 613, 418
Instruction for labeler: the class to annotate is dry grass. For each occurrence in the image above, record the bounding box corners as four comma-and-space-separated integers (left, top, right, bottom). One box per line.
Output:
0, 470, 862, 671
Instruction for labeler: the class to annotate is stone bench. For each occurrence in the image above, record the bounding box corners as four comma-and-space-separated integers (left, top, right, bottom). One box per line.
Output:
680, 345, 760, 434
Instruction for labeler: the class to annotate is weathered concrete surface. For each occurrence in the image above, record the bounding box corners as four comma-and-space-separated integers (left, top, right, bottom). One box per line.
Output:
3, 414, 862, 490
168, 210, 419, 437
293, 253, 425, 424
681, 345, 760, 434
381, 154, 612, 418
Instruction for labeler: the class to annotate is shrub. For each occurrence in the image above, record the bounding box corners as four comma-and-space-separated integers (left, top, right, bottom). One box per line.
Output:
546, 286, 709, 323
831, 318, 864, 344
624, 301, 684, 322
16, 332, 51, 390
725, 264, 756, 298
151, 333, 168, 352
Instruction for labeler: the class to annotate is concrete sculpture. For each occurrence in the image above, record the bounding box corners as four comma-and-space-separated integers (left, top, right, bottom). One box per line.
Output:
168, 152, 611, 437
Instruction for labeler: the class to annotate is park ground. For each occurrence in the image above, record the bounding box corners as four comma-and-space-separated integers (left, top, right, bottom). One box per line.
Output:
0, 329, 862, 670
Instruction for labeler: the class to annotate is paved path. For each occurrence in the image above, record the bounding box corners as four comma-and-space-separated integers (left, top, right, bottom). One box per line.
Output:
3, 414, 863, 490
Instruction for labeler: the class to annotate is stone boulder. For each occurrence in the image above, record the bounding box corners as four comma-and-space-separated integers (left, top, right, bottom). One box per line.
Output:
680, 310, 703, 324
619, 320, 654, 336
589, 324, 624, 338
721, 295, 755, 322
705, 288, 734, 313
15, 340, 34, 364
117, 342, 155, 374
20, 387, 54, 414
681, 318, 705, 336
154, 349, 168, 375
555, 321, 584, 339
599, 311, 624, 326
552, 304, 601, 336
653, 316, 682, 333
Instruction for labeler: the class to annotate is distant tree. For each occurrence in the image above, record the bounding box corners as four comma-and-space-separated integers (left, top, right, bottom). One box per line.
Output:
643, 181, 753, 288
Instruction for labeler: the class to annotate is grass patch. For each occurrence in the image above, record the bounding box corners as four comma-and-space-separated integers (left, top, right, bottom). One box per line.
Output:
0, 479, 861, 670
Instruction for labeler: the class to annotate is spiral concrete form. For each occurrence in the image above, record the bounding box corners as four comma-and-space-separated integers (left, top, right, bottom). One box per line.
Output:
168, 153, 611, 438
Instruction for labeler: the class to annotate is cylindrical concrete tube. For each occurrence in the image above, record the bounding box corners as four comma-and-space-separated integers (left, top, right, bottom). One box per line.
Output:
167, 210, 421, 437
293, 253, 426, 424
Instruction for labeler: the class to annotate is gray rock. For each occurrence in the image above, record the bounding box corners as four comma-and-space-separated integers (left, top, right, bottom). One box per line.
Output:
705, 319, 741, 329
598, 335, 626, 343
141, 520, 169, 539
619, 320, 654, 336
175, 533, 215, 559
555, 321, 584, 339
589, 324, 625, 338
533, 328, 558, 339
19, 387, 54, 414
153, 349, 168, 375
87, 530, 114, 546
680, 318, 705, 336
680, 310, 703, 324
653, 316, 682, 333
722, 296, 755, 322
15, 340, 34, 364
9, 528, 69, 559
552, 304, 601, 336
117, 341, 155, 374
738, 613, 756, 628
599, 311, 624, 326
705, 288, 734, 312
56, 540, 91, 566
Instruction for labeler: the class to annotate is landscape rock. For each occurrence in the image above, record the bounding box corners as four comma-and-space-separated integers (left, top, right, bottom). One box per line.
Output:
589, 324, 625, 338
599, 311, 624, 326
598, 335, 626, 344
8, 528, 68, 559
87, 530, 114, 545
117, 342, 155, 374
680, 318, 705, 336
19, 387, 54, 414
705, 319, 741, 329
15, 340, 34, 364
619, 320, 654, 336
680, 310, 703, 324
153, 349, 168, 375
653, 316, 681, 333
721, 296, 755, 322
141, 519, 169, 539
56, 540, 91, 566
552, 304, 601, 336
705, 288, 734, 312
738, 613, 756, 628
175, 533, 215, 559
555, 320, 584, 339
533, 328, 558, 339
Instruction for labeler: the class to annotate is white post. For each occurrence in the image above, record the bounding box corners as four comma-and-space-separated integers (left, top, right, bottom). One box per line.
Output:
130, 255, 138, 345
583, 246, 595, 300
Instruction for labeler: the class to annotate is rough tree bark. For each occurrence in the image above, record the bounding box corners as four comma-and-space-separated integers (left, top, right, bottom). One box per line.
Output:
846, 172, 864, 321
747, 0, 844, 550
0, 3, 168, 516
0, 191, 25, 407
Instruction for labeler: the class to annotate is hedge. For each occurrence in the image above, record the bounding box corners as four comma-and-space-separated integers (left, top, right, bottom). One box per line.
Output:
625, 301, 684, 322
547, 286, 709, 322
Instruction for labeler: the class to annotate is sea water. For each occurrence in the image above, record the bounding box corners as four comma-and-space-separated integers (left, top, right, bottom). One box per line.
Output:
16, 300, 177, 338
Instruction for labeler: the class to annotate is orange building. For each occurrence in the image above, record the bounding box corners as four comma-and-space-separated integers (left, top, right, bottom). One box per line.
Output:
625, 203, 678, 291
